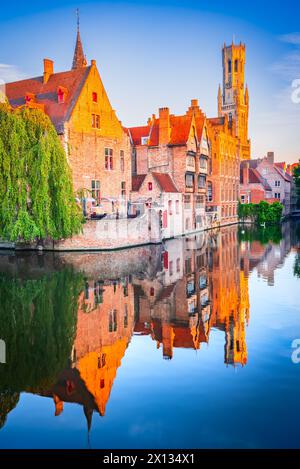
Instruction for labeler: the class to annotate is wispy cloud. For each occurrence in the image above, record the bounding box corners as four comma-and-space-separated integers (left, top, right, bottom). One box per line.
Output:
269, 33, 300, 82
0, 63, 25, 83
279, 32, 300, 46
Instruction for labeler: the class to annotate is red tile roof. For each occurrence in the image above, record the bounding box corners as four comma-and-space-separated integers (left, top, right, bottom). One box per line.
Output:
249, 168, 262, 184
131, 174, 146, 192
148, 121, 159, 146
6, 67, 91, 133
152, 172, 178, 192
129, 126, 151, 145
169, 115, 193, 145
132, 114, 194, 147
275, 162, 287, 172
194, 114, 205, 141
240, 164, 272, 191
274, 165, 293, 182
173, 326, 197, 349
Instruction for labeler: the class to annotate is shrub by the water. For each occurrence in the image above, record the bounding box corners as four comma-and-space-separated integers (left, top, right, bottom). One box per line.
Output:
238, 200, 283, 225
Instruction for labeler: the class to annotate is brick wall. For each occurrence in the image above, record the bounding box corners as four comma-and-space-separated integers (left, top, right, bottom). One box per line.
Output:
62, 62, 132, 215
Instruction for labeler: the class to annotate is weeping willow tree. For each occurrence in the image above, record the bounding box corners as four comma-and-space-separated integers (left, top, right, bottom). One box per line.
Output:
0, 104, 83, 243
0, 269, 84, 392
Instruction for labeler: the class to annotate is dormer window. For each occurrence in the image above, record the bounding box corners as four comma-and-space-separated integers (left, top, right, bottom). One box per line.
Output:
25, 93, 35, 104
141, 136, 149, 145
92, 92, 98, 103
57, 86, 68, 104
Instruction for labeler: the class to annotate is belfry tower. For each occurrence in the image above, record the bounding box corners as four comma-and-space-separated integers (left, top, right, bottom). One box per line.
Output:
218, 42, 250, 160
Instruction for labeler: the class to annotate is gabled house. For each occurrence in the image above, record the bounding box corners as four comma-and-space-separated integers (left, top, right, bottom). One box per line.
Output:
240, 153, 293, 214
131, 171, 182, 239
240, 160, 273, 204
5, 27, 131, 217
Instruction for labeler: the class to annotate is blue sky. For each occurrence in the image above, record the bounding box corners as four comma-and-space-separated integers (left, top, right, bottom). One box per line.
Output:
0, 0, 300, 162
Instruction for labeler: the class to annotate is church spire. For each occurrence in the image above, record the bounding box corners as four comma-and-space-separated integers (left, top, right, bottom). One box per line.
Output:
72, 9, 87, 70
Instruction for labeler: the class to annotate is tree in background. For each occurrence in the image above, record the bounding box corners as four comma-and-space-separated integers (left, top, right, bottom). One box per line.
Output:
293, 161, 300, 208
0, 104, 83, 243
238, 200, 283, 225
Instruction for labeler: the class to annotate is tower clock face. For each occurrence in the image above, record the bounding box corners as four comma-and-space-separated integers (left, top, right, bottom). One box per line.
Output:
225, 81, 231, 89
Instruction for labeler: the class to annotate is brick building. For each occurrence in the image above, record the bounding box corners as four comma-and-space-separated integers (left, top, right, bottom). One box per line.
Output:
129, 100, 211, 236
240, 152, 293, 214
240, 160, 274, 204
6, 25, 131, 217
131, 172, 183, 239
207, 115, 240, 223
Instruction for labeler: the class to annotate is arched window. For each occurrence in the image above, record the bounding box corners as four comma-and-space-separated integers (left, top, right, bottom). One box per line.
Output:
235, 59, 238, 72
228, 59, 232, 74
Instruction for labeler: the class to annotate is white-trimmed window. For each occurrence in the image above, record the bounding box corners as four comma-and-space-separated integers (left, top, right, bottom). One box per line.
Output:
141, 136, 149, 145
105, 148, 113, 170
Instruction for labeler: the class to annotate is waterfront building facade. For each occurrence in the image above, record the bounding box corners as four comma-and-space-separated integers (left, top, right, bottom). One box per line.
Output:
5, 27, 132, 217
129, 100, 211, 237
4, 32, 256, 248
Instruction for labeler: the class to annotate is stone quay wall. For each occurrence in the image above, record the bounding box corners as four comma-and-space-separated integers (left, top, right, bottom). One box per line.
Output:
54, 210, 161, 251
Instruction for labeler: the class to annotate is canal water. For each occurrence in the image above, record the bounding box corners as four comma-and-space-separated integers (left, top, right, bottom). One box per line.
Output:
0, 222, 299, 449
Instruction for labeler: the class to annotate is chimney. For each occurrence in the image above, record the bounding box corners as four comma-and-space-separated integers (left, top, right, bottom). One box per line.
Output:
242, 162, 249, 185
267, 151, 274, 164
43, 59, 54, 84
191, 99, 199, 108
159, 107, 170, 145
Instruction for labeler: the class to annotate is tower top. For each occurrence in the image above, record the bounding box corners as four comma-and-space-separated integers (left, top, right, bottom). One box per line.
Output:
72, 9, 87, 70
223, 41, 246, 51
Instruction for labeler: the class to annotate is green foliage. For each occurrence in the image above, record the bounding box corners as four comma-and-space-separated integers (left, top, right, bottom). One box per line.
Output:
293, 161, 300, 208
238, 200, 283, 225
0, 104, 83, 243
0, 268, 84, 392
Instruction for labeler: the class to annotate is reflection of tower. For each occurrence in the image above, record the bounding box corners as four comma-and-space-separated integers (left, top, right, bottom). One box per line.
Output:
218, 42, 250, 160
209, 227, 250, 366
224, 315, 247, 367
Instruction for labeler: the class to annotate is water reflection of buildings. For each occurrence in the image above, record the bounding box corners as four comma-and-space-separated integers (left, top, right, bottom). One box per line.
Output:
133, 227, 249, 366
39, 280, 135, 426
240, 223, 292, 286
1, 223, 298, 431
